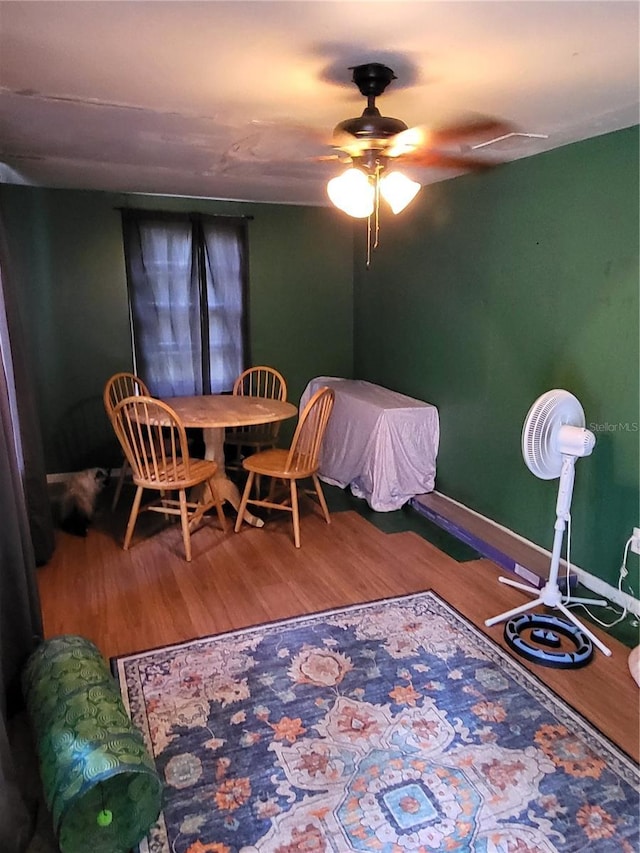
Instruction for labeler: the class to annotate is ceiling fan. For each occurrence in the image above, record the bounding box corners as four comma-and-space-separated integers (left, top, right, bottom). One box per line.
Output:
325, 62, 514, 265
330, 62, 511, 170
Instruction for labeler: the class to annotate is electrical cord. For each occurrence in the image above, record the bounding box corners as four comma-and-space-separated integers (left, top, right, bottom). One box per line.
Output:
563, 524, 636, 628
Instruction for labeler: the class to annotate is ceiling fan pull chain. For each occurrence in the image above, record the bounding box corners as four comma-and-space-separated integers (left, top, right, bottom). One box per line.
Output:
373, 165, 382, 251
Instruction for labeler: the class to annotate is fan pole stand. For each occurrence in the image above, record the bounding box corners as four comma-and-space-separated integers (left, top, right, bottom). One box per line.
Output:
486, 460, 612, 657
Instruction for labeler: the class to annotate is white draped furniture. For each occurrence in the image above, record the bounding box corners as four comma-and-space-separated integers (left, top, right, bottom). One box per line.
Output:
300, 377, 439, 512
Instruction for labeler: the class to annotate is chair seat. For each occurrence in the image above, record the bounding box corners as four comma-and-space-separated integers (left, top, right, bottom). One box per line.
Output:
133, 458, 218, 490
242, 448, 317, 480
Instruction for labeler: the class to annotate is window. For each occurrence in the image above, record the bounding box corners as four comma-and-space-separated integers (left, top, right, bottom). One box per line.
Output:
121, 211, 249, 397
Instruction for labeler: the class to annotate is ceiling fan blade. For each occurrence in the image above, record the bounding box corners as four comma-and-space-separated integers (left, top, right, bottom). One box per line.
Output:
339, 117, 516, 159
428, 116, 516, 147
311, 153, 350, 163
400, 149, 498, 171
331, 131, 381, 156
385, 125, 428, 158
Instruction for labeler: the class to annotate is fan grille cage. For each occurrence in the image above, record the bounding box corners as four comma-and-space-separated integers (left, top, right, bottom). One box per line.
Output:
522, 389, 585, 479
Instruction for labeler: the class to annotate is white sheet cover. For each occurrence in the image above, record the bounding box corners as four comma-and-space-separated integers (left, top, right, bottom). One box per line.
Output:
300, 377, 439, 512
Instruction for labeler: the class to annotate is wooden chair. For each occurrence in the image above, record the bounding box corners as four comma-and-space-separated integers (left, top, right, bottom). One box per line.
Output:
225, 366, 288, 472
111, 396, 226, 561
103, 372, 150, 510
234, 386, 335, 548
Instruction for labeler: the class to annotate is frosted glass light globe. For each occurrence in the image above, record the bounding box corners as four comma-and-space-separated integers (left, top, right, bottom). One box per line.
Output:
327, 169, 375, 218
379, 171, 421, 214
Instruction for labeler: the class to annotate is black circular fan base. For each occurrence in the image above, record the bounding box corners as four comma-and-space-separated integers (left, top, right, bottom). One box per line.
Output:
504, 613, 593, 668
350, 63, 397, 97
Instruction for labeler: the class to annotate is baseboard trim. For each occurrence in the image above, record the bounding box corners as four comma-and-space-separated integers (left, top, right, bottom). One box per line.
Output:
47, 468, 122, 485
47, 472, 72, 484
411, 490, 639, 618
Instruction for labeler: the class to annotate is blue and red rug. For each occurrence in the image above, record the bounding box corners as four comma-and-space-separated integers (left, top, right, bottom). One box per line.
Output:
112, 591, 639, 852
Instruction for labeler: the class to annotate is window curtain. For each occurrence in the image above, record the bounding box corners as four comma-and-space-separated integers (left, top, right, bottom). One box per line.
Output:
122, 211, 248, 397
0, 207, 47, 850
202, 218, 249, 393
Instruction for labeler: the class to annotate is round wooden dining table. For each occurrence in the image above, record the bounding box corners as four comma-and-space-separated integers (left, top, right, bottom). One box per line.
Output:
161, 394, 297, 527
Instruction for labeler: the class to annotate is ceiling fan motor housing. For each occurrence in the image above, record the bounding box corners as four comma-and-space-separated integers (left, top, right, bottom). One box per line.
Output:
334, 112, 408, 140
334, 63, 409, 143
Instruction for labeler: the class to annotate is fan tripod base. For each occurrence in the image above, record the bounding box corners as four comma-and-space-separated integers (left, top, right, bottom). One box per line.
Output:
485, 576, 612, 657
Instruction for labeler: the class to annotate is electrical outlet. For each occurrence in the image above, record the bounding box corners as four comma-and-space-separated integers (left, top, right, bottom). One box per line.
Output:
631, 527, 640, 556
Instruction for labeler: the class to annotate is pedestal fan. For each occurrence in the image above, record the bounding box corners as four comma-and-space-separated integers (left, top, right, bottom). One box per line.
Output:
485, 389, 611, 658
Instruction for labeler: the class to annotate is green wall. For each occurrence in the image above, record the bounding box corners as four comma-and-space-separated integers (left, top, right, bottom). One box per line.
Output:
2, 127, 637, 590
354, 126, 639, 587
0, 187, 354, 473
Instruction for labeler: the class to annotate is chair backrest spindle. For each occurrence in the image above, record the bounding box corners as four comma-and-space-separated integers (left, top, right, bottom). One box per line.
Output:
285, 387, 334, 475
233, 366, 287, 402
229, 366, 288, 447
112, 396, 192, 487
103, 372, 150, 419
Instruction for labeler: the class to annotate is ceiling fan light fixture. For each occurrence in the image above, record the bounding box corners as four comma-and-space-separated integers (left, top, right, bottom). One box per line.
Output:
379, 171, 421, 214
327, 168, 374, 218
324, 61, 512, 267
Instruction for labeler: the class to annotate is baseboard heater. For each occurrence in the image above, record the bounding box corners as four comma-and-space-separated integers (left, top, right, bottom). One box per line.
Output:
410, 495, 576, 592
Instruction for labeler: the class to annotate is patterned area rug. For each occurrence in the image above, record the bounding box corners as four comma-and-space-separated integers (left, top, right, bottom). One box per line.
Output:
112, 592, 639, 853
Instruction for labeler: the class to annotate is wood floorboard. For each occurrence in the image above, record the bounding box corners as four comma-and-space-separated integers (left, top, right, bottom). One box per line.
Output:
37, 494, 640, 762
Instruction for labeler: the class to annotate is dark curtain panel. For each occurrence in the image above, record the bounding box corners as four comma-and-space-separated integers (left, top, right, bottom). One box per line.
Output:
202, 217, 248, 391
122, 213, 201, 396
122, 210, 247, 397
0, 212, 46, 849
0, 214, 54, 566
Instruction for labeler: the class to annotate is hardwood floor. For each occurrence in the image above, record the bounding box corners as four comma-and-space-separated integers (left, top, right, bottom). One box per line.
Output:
37, 492, 640, 761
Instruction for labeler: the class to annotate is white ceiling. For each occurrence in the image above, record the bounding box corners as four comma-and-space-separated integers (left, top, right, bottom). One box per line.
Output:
1, 1, 638, 206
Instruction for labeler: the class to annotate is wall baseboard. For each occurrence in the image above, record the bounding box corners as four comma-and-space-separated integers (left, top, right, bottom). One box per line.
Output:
47, 472, 72, 484
412, 491, 639, 619
47, 468, 121, 485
